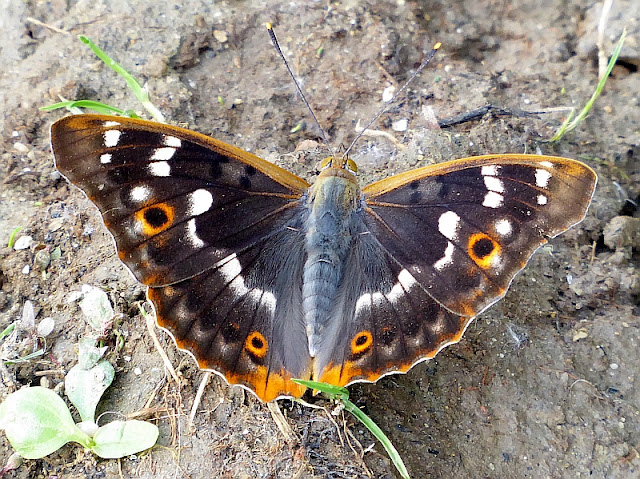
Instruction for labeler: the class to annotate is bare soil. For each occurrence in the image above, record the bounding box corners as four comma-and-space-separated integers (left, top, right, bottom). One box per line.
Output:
0, 1, 638, 478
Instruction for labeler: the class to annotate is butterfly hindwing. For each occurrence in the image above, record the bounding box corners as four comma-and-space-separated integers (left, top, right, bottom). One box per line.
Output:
362, 155, 597, 317
148, 229, 311, 401
51, 114, 309, 287
315, 233, 472, 387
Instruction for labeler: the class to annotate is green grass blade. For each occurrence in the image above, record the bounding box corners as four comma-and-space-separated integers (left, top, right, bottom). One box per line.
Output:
292, 378, 410, 478
343, 399, 410, 479
4, 349, 46, 365
551, 28, 626, 142
7, 226, 22, 248
0, 322, 17, 342
292, 378, 349, 400
40, 100, 140, 117
78, 36, 165, 123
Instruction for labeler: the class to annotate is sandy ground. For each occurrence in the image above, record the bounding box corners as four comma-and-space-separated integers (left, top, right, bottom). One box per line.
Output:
0, 0, 639, 477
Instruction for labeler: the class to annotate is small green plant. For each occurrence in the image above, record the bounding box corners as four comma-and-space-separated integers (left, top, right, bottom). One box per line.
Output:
7, 226, 23, 248
0, 288, 158, 460
294, 379, 410, 479
0, 336, 158, 459
40, 36, 163, 122
550, 29, 626, 141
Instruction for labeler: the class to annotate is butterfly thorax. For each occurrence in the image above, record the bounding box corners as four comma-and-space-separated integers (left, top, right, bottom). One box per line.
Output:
303, 165, 362, 358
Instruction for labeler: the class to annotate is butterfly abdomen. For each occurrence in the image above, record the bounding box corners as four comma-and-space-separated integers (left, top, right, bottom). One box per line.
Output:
303, 170, 361, 358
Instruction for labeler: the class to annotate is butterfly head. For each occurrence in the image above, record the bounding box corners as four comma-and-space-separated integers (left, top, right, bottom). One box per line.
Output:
319, 156, 358, 175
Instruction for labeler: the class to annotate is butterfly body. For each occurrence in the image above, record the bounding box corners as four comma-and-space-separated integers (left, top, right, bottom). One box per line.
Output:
303, 163, 361, 357
51, 114, 597, 401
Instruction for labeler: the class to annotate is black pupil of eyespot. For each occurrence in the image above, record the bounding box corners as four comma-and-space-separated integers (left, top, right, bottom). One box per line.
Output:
473, 238, 494, 257
356, 335, 367, 346
252, 336, 263, 348
144, 208, 168, 227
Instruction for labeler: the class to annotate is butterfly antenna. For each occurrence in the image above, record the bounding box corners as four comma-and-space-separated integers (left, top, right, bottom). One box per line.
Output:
267, 23, 333, 153
343, 42, 441, 159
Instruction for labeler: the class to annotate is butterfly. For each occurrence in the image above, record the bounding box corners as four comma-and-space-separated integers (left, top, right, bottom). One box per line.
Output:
51, 113, 597, 402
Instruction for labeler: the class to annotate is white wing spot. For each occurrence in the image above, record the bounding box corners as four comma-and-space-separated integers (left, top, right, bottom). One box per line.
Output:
355, 293, 372, 317
151, 147, 177, 161
438, 211, 461, 241
217, 253, 276, 313
388, 269, 413, 303
163, 135, 181, 147
104, 121, 120, 127
434, 241, 455, 271
260, 291, 277, 315
397, 269, 417, 290
540, 161, 554, 168
537, 194, 548, 205
481, 165, 499, 176
189, 189, 214, 216
430, 318, 445, 335
494, 218, 512, 236
186, 218, 205, 247
104, 130, 121, 147
100, 153, 112, 164
483, 191, 504, 208
219, 254, 242, 285
356, 270, 416, 314
535, 168, 552, 188
484, 176, 505, 193
148, 161, 171, 177
130, 185, 152, 202
386, 282, 404, 304
372, 292, 385, 307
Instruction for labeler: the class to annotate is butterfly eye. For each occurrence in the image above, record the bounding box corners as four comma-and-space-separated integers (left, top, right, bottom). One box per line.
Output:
320, 157, 333, 170
345, 158, 358, 174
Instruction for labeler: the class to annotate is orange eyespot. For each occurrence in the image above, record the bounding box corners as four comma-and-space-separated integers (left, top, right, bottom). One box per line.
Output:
134, 203, 175, 236
245, 331, 268, 359
351, 330, 373, 355
468, 232, 501, 269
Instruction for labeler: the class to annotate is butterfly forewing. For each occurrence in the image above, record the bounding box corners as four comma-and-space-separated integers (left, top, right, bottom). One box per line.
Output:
363, 155, 597, 318
51, 114, 309, 287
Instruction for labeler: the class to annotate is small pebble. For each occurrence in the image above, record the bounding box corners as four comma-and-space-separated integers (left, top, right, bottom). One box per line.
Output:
37, 317, 55, 337
13, 142, 29, 153
34, 249, 51, 271
392, 118, 409, 132
213, 29, 228, 43
13, 235, 33, 250
382, 85, 395, 102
